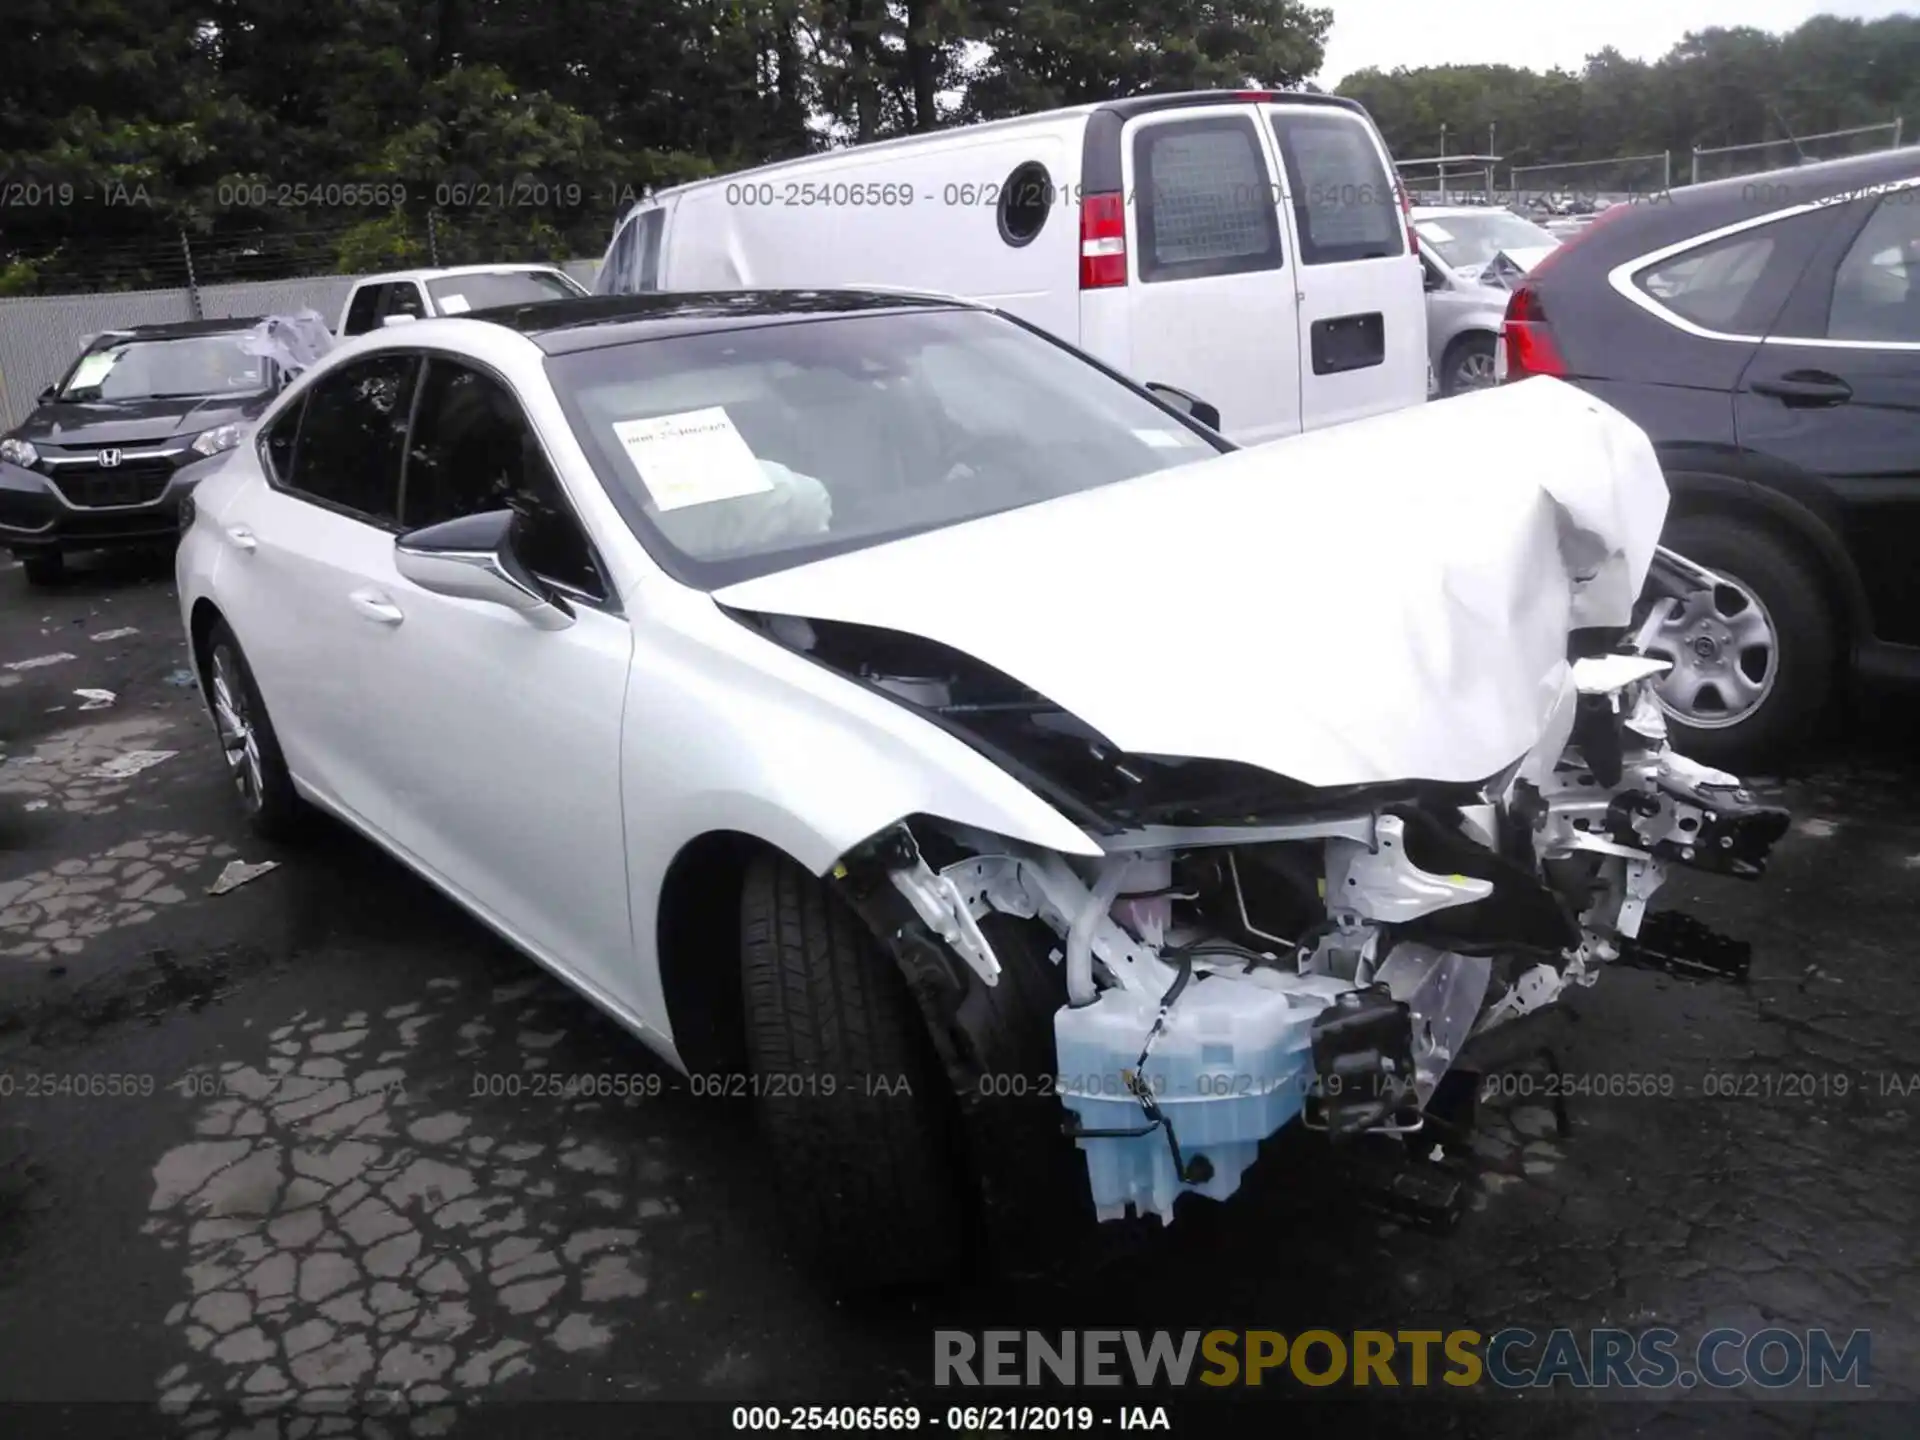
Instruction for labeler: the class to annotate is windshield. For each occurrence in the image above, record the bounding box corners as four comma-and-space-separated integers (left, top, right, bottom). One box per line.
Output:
548, 307, 1227, 587
428, 270, 584, 313
1414, 212, 1559, 269
58, 334, 267, 402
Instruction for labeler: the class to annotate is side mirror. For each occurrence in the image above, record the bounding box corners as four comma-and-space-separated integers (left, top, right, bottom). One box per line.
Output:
1422, 265, 1444, 293
1144, 383, 1221, 432
394, 509, 575, 630
380, 313, 418, 328
38, 385, 57, 405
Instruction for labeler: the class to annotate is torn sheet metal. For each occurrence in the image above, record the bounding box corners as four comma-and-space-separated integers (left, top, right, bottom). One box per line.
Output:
208, 859, 280, 896
715, 376, 1669, 789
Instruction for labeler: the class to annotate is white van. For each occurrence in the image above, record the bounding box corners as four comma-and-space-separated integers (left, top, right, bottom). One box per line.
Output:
594, 91, 1427, 443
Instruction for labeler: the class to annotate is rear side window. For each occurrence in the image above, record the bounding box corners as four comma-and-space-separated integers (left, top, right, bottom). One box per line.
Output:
342, 287, 382, 336
1826, 194, 1920, 343
275, 353, 419, 526
1270, 111, 1404, 265
1131, 116, 1283, 283
1636, 208, 1835, 335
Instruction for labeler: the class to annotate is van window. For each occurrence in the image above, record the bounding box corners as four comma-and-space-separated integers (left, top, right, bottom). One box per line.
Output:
1131, 117, 1284, 283
1271, 111, 1405, 265
343, 286, 383, 336
634, 210, 666, 292
598, 219, 638, 295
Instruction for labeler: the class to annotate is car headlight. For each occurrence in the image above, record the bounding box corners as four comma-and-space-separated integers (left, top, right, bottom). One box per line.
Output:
0, 437, 39, 468
190, 424, 243, 458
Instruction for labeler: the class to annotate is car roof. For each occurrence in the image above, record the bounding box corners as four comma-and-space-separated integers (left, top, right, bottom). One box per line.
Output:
353, 264, 569, 285
461, 289, 978, 355
85, 317, 266, 344
1547, 144, 1920, 266
624, 89, 1364, 215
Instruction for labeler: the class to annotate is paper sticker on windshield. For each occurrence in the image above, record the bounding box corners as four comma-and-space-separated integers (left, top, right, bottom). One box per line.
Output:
438, 294, 470, 314
613, 407, 774, 512
1416, 223, 1454, 242
1133, 428, 1188, 449
67, 351, 117, 389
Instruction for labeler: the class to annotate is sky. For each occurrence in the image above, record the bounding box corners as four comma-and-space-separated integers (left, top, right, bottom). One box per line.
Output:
1312, 1, 1919, 87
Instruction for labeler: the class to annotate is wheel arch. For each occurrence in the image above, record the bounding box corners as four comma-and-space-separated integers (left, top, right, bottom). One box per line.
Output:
653, 828, 784, 1077
187, 596, 226, 694
1661, 468, 1871, 648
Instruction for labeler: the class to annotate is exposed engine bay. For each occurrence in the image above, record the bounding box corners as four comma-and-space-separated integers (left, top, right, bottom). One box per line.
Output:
735, 542, 1791, 1229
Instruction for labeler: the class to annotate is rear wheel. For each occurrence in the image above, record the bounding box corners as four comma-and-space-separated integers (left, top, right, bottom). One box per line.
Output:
738, 853, 967, 1290
1645, 514, 1836, 771
20, 552, 63, 586
204, 620, 305, 841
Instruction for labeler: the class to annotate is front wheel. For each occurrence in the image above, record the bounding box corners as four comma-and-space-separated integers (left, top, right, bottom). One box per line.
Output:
738, 853, 967, 1290
1643, 515, 1836, 772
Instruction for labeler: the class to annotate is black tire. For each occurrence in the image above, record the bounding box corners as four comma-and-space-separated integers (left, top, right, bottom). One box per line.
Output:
1440, 333, 1498, 397
203, 619, 306, 842
739, 853, 967, 1290
20, 552, 64, 586
1650, 514, 1837, 772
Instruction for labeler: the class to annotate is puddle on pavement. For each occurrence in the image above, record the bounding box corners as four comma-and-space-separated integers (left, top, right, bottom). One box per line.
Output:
144, 977, 676, 1430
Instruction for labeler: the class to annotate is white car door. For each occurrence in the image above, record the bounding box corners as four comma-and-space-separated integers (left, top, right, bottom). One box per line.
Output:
357, 355, 638, 1010
213, 352, 423, 828
1267, 103, 1428, 431
1119, 104, 1303, 445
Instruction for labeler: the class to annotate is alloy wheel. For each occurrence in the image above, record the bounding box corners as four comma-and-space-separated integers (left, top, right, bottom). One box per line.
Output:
210, 646, 265, 812
1453, 348, 1499, 391
1644, 574, 1779, 729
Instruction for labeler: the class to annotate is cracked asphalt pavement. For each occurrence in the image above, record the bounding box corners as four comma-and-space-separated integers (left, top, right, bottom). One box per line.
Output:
1, 552, 1915, 1438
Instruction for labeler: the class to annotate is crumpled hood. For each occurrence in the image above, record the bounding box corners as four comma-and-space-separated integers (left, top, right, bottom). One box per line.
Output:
715, 376, 1669, 789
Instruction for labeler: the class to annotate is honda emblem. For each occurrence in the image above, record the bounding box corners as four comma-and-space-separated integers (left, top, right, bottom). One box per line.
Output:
97, 448, 123, 468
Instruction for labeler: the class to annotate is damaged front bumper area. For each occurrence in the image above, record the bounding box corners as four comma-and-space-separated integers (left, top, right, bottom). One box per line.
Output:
829, 656, 1789, 1232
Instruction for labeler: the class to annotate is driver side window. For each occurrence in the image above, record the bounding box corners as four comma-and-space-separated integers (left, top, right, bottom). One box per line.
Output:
401, 358, 609, 601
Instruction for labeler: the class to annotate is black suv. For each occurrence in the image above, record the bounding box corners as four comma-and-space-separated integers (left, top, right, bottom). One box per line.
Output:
0, 318, 284, 584
1498, 147, 1920, 769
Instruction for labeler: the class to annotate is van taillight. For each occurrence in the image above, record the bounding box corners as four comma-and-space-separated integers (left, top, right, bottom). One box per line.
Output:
1498, 284, 1567, 381
1398, 182, 1417, 256
1080, 192, 1127, 289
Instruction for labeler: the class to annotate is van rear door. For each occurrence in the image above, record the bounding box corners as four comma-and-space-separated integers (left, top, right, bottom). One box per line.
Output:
1266, 103, 1427, 430
1113, 103, 1302, 445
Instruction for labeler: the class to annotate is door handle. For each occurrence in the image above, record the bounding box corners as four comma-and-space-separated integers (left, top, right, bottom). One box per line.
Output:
1749, 371, 1852, 407
348, 588, 405, 626
225, 525, 258, 552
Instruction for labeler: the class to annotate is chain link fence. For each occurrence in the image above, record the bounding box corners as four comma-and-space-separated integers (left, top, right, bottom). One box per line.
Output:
1688, 120, 1907, 185
1508, 152, 1675, 210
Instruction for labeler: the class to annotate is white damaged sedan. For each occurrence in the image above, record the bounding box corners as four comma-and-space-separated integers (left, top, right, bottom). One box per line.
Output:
176, 291, 1790, 1289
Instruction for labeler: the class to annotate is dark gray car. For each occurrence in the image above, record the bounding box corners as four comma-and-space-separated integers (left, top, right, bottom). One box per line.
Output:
0, 318, 282, 584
